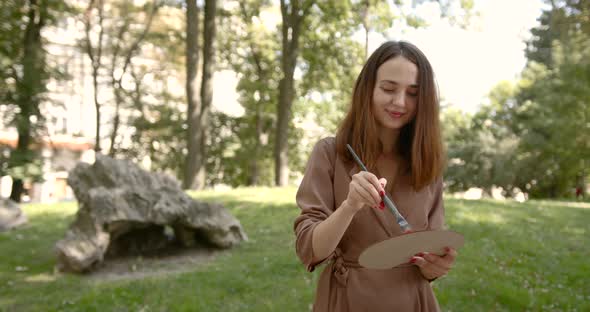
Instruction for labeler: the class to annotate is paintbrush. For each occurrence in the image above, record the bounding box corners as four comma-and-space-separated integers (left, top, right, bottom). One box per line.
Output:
346, 144, 412, 232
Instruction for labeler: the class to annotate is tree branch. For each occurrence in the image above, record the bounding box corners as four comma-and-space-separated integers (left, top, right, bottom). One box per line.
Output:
117, 1, 161, 84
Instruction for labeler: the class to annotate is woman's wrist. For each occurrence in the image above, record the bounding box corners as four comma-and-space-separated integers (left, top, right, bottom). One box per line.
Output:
340, 200, 359, 217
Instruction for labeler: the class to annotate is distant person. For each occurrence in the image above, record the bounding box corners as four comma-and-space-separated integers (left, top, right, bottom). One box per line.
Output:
294, 41, 457, 311
576, 186, 583, 200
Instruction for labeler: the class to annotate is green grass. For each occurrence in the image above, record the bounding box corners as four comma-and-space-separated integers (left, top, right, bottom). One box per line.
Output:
1, 187, 588, 311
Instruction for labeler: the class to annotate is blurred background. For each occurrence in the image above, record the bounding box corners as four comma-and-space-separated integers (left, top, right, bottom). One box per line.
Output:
0, 0, 588, 203
1, 1, 589, 311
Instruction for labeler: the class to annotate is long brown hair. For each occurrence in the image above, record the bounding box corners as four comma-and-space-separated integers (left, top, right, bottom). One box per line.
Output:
335, 41, 445, 190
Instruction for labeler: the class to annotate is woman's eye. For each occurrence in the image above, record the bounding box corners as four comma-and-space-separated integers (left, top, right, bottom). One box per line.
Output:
407, 92, 418, 97
381, 87, 395, 93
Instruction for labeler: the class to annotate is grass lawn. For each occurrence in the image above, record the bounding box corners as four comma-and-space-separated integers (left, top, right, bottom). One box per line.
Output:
1, 187, 588, 311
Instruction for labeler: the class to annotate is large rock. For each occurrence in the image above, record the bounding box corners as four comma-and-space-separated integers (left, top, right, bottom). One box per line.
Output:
55, 154, 247, 273
0, 198, 27, 232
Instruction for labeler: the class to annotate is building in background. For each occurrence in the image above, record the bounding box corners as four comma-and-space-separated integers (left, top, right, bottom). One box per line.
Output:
0, 132, 94, 202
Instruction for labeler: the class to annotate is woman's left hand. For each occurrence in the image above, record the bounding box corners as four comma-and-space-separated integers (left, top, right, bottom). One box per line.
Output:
409, 247, 457, 281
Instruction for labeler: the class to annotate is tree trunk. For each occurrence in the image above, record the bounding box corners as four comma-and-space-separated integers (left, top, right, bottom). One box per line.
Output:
183, 0, 202, 190
196, 0, 217, 189
9, 179, 24, 203
92, 67, 101, 152
275, 0, 308, 186
248, 100, 263, 186
577, 171, 586, 199
108, 87, 122, 156
11, 0, 45, 202
84, 0, 105, 152
362, 0, 369, 60
275, 69, 295, 186
364, 26, 369, 60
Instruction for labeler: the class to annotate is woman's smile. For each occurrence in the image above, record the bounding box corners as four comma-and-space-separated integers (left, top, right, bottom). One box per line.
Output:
386, 109, 405, 119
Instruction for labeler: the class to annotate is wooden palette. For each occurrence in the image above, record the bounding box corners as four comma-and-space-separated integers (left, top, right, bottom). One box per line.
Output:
358, 230, 465, 269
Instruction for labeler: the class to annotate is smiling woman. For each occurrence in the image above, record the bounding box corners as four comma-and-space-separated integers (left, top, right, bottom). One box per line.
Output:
294, 41, 453, 312
372, 58, 419, 143
336, 41, 443, 190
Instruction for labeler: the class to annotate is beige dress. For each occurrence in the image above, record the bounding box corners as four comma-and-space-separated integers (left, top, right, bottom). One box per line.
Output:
294, 137, 445, 312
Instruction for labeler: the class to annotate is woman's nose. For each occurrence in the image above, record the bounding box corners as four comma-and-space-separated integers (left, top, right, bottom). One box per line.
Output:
391, 91, 406, 107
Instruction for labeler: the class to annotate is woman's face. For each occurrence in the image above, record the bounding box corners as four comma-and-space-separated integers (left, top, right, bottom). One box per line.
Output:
372, 56, 418, 132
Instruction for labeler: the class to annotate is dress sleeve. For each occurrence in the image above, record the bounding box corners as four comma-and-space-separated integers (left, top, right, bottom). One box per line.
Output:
426, 178, 446, 283
294, 138, 336, 272
427, 177, 445, 230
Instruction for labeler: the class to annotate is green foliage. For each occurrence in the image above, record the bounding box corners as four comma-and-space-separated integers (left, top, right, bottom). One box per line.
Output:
411, 0, 477, 28
0, 147, 9, 176
0, 0, 72, 189
512, 37, 590, 197
0, 2, 21, 107
0, 0, 71, 107
213, 0, 363, 186
445, 1, 589, 198
526, 0, 590, 68
359, 0, 395, 34
205, 112, 275, 187
298, 1, 364, 133
119, 91, 187, 179
5, 149, 44, 182
510, 1, 590, 197
214, 0, 280, 186
93, 2, 187, 178
443, 99, 519, 196
210, 0, 477, 187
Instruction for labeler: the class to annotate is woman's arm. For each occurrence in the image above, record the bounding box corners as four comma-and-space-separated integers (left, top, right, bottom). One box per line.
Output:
311, 200, 357, 262
311, 172, 386, 262
294, 138, 384, 270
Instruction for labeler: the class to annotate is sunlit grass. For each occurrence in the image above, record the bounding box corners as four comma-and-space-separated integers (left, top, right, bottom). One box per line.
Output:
0, 188, 588, 311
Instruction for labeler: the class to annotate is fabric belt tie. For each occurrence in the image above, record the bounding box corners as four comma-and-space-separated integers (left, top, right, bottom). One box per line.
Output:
331, 249, 362, 287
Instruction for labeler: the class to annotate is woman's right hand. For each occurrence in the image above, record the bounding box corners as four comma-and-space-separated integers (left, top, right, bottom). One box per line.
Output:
344, 172, 387, 215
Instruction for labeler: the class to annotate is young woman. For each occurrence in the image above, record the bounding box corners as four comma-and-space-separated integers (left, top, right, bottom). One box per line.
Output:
294, 41, 457, 311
